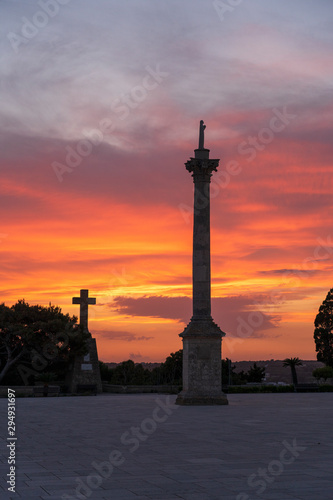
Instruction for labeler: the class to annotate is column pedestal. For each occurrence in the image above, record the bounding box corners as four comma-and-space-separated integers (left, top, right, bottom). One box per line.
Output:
176, 319, 228, 405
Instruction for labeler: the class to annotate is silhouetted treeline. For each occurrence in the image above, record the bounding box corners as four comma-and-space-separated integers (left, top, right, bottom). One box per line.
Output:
222, 359, 265, 384
100, 350, 183, 386
101, 352, 265, 386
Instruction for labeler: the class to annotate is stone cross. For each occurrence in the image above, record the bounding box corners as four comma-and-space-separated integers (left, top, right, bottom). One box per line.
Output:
198, 119, 206, 149
72, 289, 96, 331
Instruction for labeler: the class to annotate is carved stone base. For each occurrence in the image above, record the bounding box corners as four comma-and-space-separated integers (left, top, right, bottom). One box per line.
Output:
176, 318, 228, 406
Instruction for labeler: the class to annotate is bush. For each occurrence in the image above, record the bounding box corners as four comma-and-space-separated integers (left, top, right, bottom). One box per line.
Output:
318, 384, 333, 392
312, 366, 333, 382
227, 385, 294, 394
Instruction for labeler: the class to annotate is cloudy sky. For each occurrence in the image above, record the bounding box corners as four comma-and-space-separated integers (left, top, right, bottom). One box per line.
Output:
1, 0, 333, 362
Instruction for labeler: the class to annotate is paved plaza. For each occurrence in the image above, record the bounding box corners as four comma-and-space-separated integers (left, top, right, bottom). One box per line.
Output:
1, 393, 333, 500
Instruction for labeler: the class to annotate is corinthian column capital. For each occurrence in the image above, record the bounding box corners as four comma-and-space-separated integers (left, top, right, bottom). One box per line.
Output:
185, 157, 220, 183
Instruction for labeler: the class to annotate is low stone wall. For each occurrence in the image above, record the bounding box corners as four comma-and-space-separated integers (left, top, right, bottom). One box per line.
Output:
1, 384, 180, 396
0, 384, 64, 397
102, 384, 180, 394
0, 386, 35, 397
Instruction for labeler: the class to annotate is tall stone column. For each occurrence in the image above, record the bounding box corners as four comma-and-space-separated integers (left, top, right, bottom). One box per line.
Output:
176, 121, 228, 405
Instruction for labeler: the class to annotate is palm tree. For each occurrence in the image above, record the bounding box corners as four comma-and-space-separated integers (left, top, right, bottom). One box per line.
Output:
283, 357, 303, 388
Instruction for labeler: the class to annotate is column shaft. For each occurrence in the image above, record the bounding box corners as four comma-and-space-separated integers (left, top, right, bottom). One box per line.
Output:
192, 178, 211, 320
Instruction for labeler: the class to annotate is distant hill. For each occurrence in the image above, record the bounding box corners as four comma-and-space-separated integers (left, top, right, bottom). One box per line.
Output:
104, 359, 325, 384
105, 362, 161, 371
232, 360, 324, 384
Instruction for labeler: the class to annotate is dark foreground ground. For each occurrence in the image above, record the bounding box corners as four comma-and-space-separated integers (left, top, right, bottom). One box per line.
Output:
0, 393, 332, 500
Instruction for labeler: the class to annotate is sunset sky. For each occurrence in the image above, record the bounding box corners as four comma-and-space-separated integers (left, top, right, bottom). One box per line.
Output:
1, 0, 333, 363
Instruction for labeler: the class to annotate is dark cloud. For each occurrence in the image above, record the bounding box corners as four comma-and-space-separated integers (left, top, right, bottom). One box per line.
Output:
212, 297, 280, 337
111, 295, 191, 323
110, 294, 280, 338
241, 247, 289, 262
93, 330, 152, 342
259, 269, 320, 276
128, 352, 152, 362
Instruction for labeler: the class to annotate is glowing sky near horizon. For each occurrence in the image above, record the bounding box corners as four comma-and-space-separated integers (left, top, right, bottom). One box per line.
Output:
1, 0, 333, 363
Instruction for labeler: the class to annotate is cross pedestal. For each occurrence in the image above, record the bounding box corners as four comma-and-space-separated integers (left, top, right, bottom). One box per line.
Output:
176, 121, 228, 405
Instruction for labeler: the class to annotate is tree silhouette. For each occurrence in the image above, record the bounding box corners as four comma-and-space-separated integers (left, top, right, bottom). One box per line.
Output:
246, 362, 265, 383
221, 359, 247, 385
312, 366, 333, 383
314, 289, 333, 367
283, 357, 302, 386
0, 299, 89, 384
161, 350, 182, 384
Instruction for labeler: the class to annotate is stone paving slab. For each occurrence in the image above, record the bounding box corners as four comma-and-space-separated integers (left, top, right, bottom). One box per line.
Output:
1, 393, 333, 499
